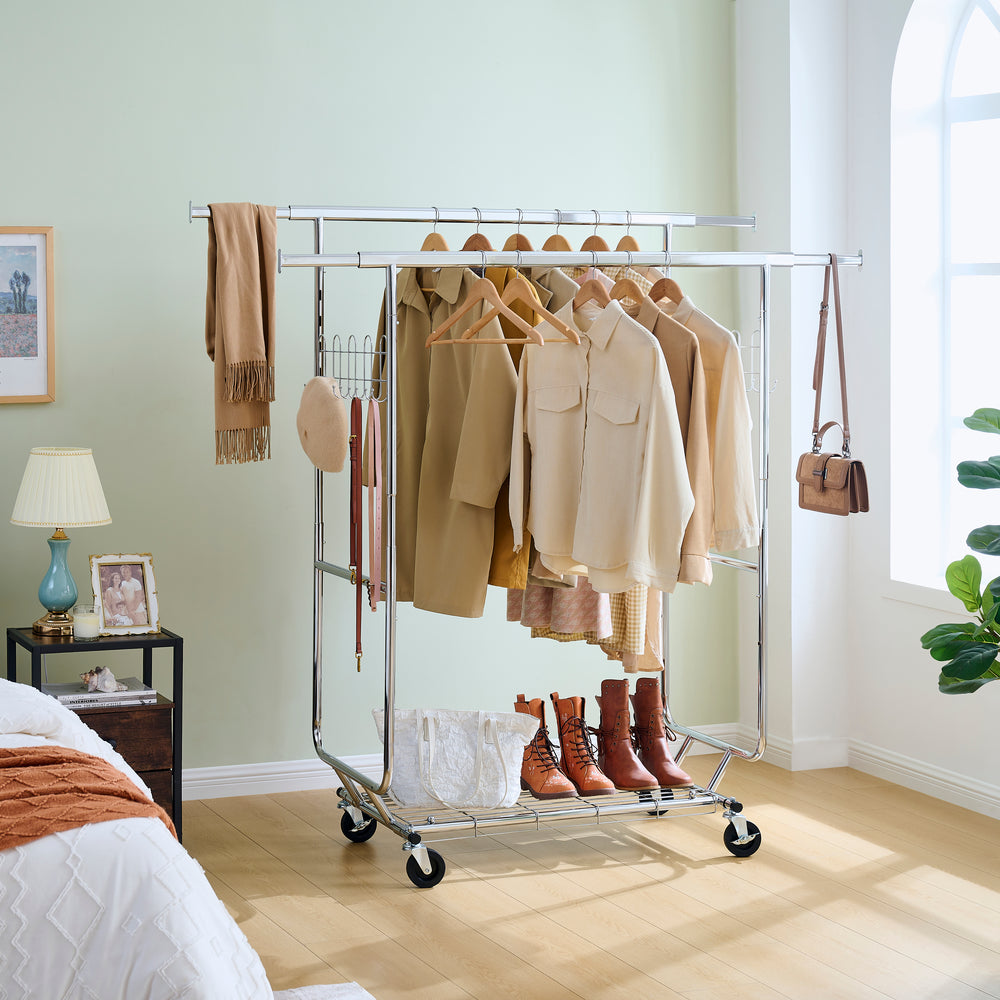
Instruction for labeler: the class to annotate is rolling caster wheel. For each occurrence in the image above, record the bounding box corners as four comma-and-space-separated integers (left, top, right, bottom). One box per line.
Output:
340, 809, 377, 843
405, 848, 446, 888
723, 819, 762, 857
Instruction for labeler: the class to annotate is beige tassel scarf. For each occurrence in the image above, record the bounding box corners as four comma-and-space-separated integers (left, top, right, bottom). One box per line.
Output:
205, 203, 277, 464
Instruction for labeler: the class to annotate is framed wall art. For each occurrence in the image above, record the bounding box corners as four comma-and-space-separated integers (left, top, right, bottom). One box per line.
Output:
0, 226, 54, 404
90, 553, 160, 635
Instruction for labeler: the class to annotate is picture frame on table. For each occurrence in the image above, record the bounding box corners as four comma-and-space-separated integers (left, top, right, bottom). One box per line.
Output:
90, 553, 160, 635
0, 226, 54, 404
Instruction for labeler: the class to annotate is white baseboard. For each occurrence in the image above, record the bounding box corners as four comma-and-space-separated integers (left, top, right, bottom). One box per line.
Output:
848, 739, 1000, 821
183, 726, 761, 801
182, 754, 383, 800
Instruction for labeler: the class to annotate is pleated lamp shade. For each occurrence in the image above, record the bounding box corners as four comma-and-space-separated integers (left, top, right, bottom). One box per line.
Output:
10, 447, 112, 528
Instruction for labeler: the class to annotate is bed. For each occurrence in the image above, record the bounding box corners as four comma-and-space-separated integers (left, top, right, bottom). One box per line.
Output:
0, 678, 374, 1000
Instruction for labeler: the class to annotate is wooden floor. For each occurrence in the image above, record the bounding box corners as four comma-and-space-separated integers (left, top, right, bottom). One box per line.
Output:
184, 754, 1000, 999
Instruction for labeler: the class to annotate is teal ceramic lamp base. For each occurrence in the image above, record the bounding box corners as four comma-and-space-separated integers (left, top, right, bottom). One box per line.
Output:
33, 529, 78, 637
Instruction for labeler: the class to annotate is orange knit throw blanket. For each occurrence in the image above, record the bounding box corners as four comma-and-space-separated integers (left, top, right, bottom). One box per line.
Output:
0, 745, 176, 850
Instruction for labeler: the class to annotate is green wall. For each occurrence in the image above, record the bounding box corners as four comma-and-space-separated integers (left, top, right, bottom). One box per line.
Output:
0, 0, 741, 769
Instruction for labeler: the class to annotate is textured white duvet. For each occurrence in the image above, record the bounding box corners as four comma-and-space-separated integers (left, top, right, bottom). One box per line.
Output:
0, 678, 273, 1000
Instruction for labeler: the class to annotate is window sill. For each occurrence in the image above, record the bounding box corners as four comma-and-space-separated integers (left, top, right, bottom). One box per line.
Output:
883, 579, 971, 618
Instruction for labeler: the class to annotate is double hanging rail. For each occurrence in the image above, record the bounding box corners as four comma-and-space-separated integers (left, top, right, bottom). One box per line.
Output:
191, 202, 861, 883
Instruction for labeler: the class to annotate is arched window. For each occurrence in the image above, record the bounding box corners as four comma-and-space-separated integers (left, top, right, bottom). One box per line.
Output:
891, 0, 1000, 590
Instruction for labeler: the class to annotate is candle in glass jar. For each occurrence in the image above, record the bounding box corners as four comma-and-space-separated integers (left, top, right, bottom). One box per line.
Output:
72, 605, 100, 641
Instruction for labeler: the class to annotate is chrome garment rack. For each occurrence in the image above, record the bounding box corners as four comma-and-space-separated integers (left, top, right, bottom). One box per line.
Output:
191, 202, 861, 887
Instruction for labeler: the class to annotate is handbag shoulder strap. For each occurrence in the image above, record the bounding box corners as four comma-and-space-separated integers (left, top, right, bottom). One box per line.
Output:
811, 257, 852, 457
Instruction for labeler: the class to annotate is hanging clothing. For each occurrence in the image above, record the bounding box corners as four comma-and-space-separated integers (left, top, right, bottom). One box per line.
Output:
510, 299, 694, 594
371, 266, 517, 617
596, 584, 665, 673
507, 576, 612, 640
656, 296, 759, 551
633, 297, 714, 586
481, 267, 554, 590
530, 266, 580, 312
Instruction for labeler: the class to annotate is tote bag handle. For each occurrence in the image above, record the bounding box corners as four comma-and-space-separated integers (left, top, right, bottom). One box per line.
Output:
416, 710, 509, 809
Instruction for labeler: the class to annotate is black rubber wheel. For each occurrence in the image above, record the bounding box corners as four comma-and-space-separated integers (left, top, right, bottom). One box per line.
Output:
340, 809, 377, 843
723, 819, 762, 857
406, 848, 446, 888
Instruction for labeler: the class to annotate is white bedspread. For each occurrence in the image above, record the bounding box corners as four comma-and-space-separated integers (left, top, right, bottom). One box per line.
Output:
0, 678, 274, 1000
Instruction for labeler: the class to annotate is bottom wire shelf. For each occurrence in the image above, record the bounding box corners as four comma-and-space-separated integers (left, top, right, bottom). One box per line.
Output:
339, 781, 734, 843
334, 773, 761, 886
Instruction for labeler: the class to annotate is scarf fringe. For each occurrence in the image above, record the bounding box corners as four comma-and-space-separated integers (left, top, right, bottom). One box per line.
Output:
216, 426, 271, 465
224, 360, 275, 403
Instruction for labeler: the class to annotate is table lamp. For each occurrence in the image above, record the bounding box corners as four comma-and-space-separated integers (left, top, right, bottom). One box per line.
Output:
10, 447, 112, 636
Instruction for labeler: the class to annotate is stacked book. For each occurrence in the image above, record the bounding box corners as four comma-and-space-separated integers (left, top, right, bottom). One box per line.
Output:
42, 677, 157, 709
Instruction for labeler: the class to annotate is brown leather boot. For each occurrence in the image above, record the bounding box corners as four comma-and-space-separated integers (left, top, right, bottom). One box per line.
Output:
549, 692, 615, 796
630, 676, 693, 787
595, 679, 659, 791
515, 695, 578, 800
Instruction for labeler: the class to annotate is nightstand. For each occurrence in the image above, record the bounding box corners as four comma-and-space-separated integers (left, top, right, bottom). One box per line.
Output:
6, 627, 184, 841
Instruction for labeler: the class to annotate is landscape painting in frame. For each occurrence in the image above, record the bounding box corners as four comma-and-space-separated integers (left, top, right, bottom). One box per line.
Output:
0, 227, 54, 404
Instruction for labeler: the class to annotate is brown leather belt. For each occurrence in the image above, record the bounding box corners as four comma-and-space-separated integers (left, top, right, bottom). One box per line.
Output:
349, 398, 363, 669
349, 398, 383, 671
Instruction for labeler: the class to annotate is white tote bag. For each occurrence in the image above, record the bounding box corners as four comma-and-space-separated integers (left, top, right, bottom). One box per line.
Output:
372, 708, 538, 809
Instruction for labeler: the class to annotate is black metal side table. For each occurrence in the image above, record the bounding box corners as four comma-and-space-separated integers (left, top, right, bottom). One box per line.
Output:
6, 626, 184, 840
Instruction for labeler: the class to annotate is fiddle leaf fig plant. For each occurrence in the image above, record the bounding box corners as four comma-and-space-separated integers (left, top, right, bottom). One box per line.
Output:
921, 408, 1000, 693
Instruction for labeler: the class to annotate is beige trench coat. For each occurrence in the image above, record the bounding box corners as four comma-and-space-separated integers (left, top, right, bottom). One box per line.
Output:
372, 266, 517, 617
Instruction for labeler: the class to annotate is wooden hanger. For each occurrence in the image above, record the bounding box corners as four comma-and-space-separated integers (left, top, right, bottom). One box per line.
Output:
617, 213, 640, 253
420, 231, 449, 251
573, 277, 611, 311
609, 277, 646, 304
648, 275, 685, 306
542, 232, 571, 251
425, 277, 543, 347
462, 232, 493, 252
502, 233, 533, 251
418, 230, 449, 292
462, 275, 580, 344
580, 233, 610, 253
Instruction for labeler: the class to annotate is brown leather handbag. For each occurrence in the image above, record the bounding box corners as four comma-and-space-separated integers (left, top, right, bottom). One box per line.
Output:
796, 257, 869, 516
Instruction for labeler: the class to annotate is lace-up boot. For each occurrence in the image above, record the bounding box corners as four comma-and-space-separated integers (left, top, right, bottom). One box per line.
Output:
594, 678, 659, 791
514, 695, 578, 800
549, 692, 615, 796
629, 675, 693, 787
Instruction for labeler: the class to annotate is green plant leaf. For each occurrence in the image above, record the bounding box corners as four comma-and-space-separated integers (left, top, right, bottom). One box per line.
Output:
989, 577, 1000, 604
957, 459, 1000, 489
937, 641, 999, 679
963, 408, 1000, 435
946, 555, 983, 612
920, 622, 978, 649
930, 640, 981, 661
938, 672, 1000, 694
967, 525, 1000, 556
984, 580, 997, 616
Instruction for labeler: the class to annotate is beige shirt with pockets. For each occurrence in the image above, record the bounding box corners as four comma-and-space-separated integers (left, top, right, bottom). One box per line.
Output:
510, 299, 694, 594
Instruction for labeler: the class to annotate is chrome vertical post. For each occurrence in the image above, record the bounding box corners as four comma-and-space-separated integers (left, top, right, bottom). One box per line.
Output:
380, 263, 399, 796
312, 217, 325, 757
754, 263, 770, 760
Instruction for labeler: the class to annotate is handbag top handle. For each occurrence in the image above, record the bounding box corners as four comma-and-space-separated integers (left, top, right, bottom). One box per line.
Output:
811, 255, 852, 457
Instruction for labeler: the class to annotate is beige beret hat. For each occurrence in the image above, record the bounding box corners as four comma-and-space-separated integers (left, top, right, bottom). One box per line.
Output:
296, 377, 350, 472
